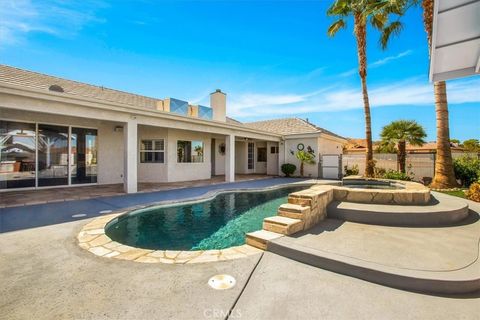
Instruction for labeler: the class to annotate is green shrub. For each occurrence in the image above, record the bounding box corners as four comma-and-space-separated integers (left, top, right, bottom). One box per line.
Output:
382, 169, 412, 181
344, 164, 359, 176
453, 156, 480, 187
281, 163, 297, 177
374, 167, 386, 178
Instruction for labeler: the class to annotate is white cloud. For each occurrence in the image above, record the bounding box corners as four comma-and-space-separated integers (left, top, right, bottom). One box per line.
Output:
370, 50, 413, 67
229, 77, 480, 119
339, 50, 413, 77
0, 0, 106, 46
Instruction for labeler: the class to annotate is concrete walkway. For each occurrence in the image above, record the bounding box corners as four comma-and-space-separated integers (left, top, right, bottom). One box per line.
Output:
232, 252, 480, 320
0, 177, 314, 233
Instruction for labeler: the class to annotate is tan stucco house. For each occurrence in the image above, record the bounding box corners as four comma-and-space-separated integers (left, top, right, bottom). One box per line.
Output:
0, 65, 346, 193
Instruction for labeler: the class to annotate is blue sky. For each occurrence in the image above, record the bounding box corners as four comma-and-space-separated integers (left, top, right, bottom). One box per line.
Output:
1, 0, 479, 141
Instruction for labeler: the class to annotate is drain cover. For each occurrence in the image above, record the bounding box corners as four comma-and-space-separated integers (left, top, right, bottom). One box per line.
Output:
208, 274, 236, 290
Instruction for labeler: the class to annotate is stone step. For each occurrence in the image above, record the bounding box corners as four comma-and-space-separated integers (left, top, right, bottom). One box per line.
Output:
246, 230, 283, 250
327, 192, 469, 226
263, 216, 304, 235
277, 203, 310, 220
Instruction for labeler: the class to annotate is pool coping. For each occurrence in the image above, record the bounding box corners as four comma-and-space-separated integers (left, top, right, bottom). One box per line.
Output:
77, 181, 325, 264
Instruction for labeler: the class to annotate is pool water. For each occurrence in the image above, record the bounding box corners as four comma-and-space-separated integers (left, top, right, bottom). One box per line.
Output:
342, 184, 402, 190
105, 185, 309, 251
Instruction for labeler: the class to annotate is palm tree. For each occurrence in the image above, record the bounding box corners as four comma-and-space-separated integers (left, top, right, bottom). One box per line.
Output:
327, 0, 404, 177
422, 0, 458, 188
381, 0, 458, 187
380, 120, 427, 173
296, 150, 316, 177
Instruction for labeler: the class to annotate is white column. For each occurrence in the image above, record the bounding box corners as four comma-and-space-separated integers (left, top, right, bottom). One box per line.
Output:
225, 134, 235, 182
123, 119, 138, 193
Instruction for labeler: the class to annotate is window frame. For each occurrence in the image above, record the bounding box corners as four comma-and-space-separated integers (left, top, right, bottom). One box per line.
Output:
139, 139, 165, 164
176, 140, 204, 163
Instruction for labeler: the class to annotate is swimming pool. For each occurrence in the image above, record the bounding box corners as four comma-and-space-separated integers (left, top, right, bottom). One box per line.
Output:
105, 185, 309, 251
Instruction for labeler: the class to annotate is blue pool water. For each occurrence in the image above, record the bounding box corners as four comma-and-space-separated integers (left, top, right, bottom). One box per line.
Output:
105, 185, 309, 251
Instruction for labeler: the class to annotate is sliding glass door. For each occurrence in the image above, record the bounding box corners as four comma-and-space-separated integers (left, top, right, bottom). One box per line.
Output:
38, 124, 69, 187
71, 127, 98, 184
0, 121, 36, 189
0, 120, 98, 190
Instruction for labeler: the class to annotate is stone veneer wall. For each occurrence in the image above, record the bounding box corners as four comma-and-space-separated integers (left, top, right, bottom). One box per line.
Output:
332, 181, 430, 205
284, 180, 430, 232
287, 185, 334, 231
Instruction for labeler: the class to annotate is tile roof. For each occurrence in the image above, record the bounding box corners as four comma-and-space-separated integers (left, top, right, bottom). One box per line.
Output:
0, 64, 249, 126
244, 118, 346, 140
0, 64, 159, 109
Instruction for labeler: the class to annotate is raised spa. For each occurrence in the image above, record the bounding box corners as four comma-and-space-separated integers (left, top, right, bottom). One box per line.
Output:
105, 185, 309, 251
331, 178, 430, 205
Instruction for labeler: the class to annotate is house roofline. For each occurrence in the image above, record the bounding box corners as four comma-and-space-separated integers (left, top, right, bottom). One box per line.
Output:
0, 83, 282, 140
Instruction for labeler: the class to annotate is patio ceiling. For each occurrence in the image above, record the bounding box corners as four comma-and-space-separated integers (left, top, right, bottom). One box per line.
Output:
429, 0, 480, 82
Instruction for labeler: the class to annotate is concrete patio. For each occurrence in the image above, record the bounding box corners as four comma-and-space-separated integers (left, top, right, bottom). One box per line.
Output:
1, 180, 479, 319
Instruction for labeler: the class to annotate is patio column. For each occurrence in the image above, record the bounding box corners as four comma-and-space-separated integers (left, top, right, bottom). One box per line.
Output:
123, 119, 138, 193
225, 134, 235, 182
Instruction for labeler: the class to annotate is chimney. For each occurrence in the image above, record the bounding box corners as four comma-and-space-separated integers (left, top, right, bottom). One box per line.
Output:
210, 89, 226, 122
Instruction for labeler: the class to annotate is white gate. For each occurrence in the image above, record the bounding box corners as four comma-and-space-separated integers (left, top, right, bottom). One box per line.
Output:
320, 154, 342, 180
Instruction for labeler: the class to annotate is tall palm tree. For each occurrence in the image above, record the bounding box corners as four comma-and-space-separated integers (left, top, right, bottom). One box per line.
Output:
380, 120, 427, 173
422, 0, 458, 188
327, 0, 404, 177
381, 0, 458, 188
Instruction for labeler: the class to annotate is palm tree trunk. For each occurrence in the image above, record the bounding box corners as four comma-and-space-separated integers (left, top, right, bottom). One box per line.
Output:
397, 140, 406, 173
354, 13, 374, 178
300, 162, 304, 177
423, 0, 458, 188
431, 81, 458, 188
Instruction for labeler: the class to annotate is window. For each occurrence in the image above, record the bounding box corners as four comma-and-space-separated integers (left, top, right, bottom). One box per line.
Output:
257, 147, 267, 162
71, 127, 98, 184
140, 139, 165, 163
0, 121, 36, 189
177, 140, 204, 163
247, 142, 254, 170
270, 146, 279, 154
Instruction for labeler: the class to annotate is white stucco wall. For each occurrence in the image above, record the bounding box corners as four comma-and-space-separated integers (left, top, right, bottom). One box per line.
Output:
214, 138, 226, 175
267, 141, 279, 175
283, 137, 320, 178
235, 141, 247, 174
137, 126, 168, 183
318, 135, 343, 155
97, 122, 124, 184
166, 129, 212, 182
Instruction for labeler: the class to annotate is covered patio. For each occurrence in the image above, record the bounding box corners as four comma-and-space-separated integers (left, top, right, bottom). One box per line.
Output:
0, 174, 271, 208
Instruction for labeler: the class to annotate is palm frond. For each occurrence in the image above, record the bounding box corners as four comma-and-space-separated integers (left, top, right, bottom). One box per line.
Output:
327, 19, 346, 37
370, 13, 388, 30
379, 21, 403, 50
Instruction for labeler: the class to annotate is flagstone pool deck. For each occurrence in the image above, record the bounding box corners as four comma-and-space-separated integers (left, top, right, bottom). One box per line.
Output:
1, 179, 479, 319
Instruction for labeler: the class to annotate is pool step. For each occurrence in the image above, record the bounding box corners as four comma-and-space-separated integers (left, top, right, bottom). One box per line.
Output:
246, 230, 283, 250
263, 216, 305, 235
277, 203, 311, 220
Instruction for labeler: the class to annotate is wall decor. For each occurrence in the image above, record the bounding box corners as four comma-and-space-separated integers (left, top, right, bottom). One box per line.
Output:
219, 143, 226, 155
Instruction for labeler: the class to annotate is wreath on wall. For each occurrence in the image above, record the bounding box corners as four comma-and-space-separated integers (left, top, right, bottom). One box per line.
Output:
297, 143, 305, 151
219, 143, 226, 155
